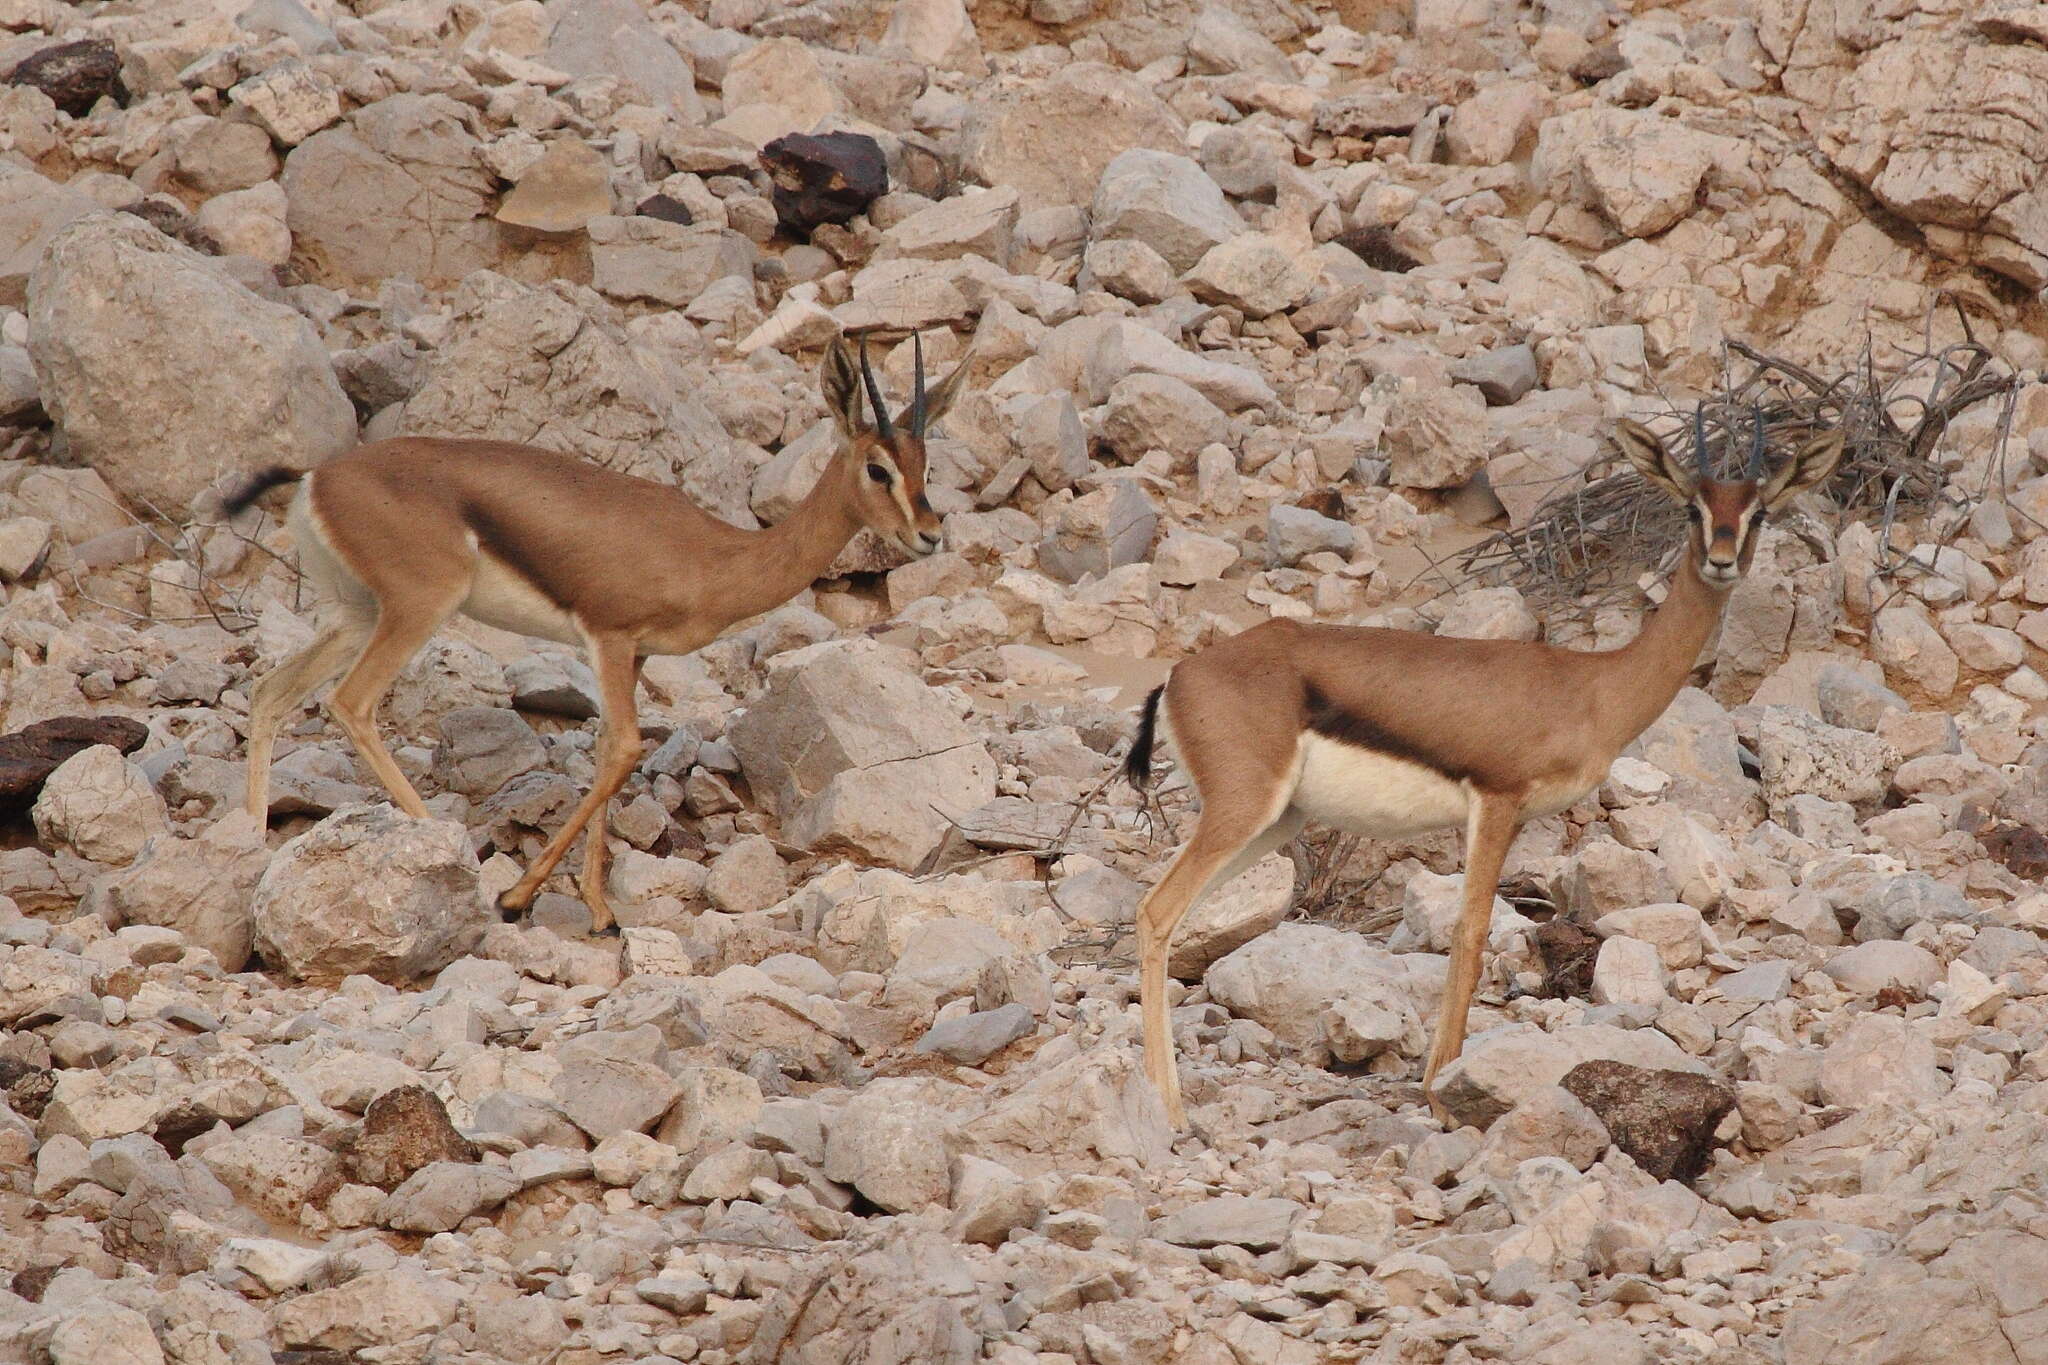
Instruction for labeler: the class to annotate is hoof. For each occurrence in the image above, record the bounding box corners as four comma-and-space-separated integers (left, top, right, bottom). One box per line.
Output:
495, 890, 533, 919
591, 920, 619, 939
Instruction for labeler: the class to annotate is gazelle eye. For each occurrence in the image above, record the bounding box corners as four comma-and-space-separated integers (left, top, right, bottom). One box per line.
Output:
1686, 506, 1703, 523
866, 463, 890, 483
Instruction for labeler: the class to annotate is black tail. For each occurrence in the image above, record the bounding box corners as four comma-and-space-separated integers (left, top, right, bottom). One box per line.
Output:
1124, 685, 1164, 791
220, 466, 303, 517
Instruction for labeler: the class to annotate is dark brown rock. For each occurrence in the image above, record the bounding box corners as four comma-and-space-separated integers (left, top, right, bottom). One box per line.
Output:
1570, 41, 1627, 86
341, 1085, 481, 1189
761, 132, 887, 238
1560, 1059, 1736, 1184
0, 715, 150, 816
1333, 225, 1419, 273
1981, 822, 2048, 881
1534, 918, 1599, 1000
10, 1264, 59, 1303
5, 1064, 51, 1122
636, 192, 693, 225
6, 39, 125, 117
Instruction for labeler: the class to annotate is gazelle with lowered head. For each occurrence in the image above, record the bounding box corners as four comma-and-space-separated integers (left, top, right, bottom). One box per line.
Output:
1125, 409, 1844, 1127
226, 333, 969, 933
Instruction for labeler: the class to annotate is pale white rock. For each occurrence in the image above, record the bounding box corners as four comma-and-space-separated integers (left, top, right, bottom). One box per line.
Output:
32, 746, 168, 867
1563, 841, 1678, 919
1382, 380, 1492, 489
1037, 480, 1158, 583
496, 137, 613, 235
47, 1304, 163, 1365
1593, 903, 1704, 970
545, 0, 703, 118
1167, 853, 1292, 980
589, 216, 753, 307
1392, 869, 1526, 954
1534, 107, 1748, 237
1756, 707, 1896, 809
1090, 148, 1244, 273
1154, 529, 1240, 586
1154, 1196, 1302, 1250
194, 180, 291, 266
1938, 959, 2005, 1024
729, 640, 997, 869
380, 1162, 522, 1233
882, 185, 1018, 265
29, 213, 356, 513
959, 64, 1186, 210
272, 1269, 460, 1354
1100, 372, 1228, 464
704, 834, 789, 914
251, 805, 490, 983
88, 811, 269, 971
0, 513, 49, 579
1207, 922, 1440, 1064
1591, 935, 1669, 1007
1818, 1013, 1944, 1108
1871, 603, 1961, 698
1083, 317, 1276, 412
1435, 585, 1539, 641
228, 61, 342, 145
1656, 815, 1739, 911
1185, 4, 1294, 78
1447, 80, 1550, 166
1268, 504, 1354, 564
1185, 232, 1315, 316
282, 94, 501, 287
823, 1077, 955, 1213
1085, 237, 1179, 304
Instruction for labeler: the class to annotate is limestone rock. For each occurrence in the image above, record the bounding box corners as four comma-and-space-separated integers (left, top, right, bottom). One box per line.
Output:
1037, 480, 1158, 584
1186, 232, 1315, 317
1154, 1196, 1301, 1250
251, 805, 490, 983
589, 216, 754, 306
282, 94, 499, 287
32, 745, 167, 867
496, 137, 612, 234
729, 640, 997, 869
1431, 1022, 1707, 1130
89, 812, 268, 971
1090, 148, 1244, 273
1207, 923, 1438, 1065
28, 213, 356, 514
342, 1085, 481, 1189
1168, 853, 1293, 980
1383, 380, 1491, 489
545, 0, 703, 117
823, 1078, 954, 1213
0, 716, 148, 816
959, 63, 1185, 210
1099, 373, 1228, 464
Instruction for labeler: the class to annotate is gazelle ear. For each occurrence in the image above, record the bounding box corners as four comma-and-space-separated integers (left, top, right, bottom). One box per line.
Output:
1760, 429, 1846, 511
821, 337, 863, 437
899, 350, 973, 432
1614, 419, 1693, 501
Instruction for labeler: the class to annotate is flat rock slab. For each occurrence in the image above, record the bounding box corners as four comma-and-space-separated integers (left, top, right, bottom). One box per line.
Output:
1152, 1196, 1303, 1250
1560, 1059, 1736, 1184
0, 715, 148, 815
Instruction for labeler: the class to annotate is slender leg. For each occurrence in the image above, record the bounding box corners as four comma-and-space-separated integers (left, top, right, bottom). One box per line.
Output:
575, 654, 646, 925
243, 617, 370, 821
1422, 790, 1522, 1125
324, 594, 464, 820
1138, 802, 1305, 1128
501, 633, 641, 932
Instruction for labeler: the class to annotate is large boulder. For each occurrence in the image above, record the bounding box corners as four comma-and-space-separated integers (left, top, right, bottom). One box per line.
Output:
86, 812, 270, 971
281, 93, 499, 288
394, 272, 747, 523
31, 744, 168, 867
1089, 148, 1244, 273
544, 0, 704, 120
27, 213, 356, 514
730, 640, 997, 868
251, 805, 490, 983
959, 63, 1186, 209
1205, 922, 1442, 1066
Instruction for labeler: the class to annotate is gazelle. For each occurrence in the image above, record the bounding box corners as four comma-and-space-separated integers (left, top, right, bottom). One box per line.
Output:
226, 334, 968, 933
1125, 410, 1844, 1127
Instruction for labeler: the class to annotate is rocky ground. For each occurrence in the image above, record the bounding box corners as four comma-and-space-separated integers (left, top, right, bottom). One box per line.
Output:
2, 0, 2048, 1362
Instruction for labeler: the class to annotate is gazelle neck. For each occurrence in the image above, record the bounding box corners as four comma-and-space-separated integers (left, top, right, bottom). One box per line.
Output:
724, 453, 867, 622
1600, 548, 1730, 750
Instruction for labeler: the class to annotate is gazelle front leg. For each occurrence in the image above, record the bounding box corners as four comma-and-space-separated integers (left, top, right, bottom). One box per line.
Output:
1138, 803, 1306, 1127
499, 633, 641, 933
1422, 790, 1522, 1125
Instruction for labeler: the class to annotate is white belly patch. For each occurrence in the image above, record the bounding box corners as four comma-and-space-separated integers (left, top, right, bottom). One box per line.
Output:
462, 548, 583, 645
1292, 733, 1470, 838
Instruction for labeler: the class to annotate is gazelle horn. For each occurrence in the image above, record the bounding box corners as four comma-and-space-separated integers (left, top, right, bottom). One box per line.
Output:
859, 333, 894, 442
1748, 403, 1768, 478
911, 332, 927, 438
1692, 402, 1710, 477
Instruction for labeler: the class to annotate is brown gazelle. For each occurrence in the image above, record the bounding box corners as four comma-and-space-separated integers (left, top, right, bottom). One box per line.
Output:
226, 334, 969, 932
1125, 409, 1845, 1127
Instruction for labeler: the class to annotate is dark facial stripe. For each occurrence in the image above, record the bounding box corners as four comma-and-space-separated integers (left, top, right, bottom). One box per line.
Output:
1301, 680, 1476, 783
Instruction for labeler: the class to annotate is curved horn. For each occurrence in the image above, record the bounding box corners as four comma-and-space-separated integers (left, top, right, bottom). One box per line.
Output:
1692, 402, 1709, 478
859, 334, 894, 442
911, 332, 927, 438
1748, 403, 1767, 479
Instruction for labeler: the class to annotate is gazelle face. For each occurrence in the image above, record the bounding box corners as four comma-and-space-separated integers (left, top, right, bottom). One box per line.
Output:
1615, 411, 1846, 593
822, 333, 971, 559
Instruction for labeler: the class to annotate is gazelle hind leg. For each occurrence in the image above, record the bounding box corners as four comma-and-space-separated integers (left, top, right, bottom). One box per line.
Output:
1421, 790, 1522, 1125
323, 593, 464, 819
1138, 802, 1307, 1128
243, 616, 371, 821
